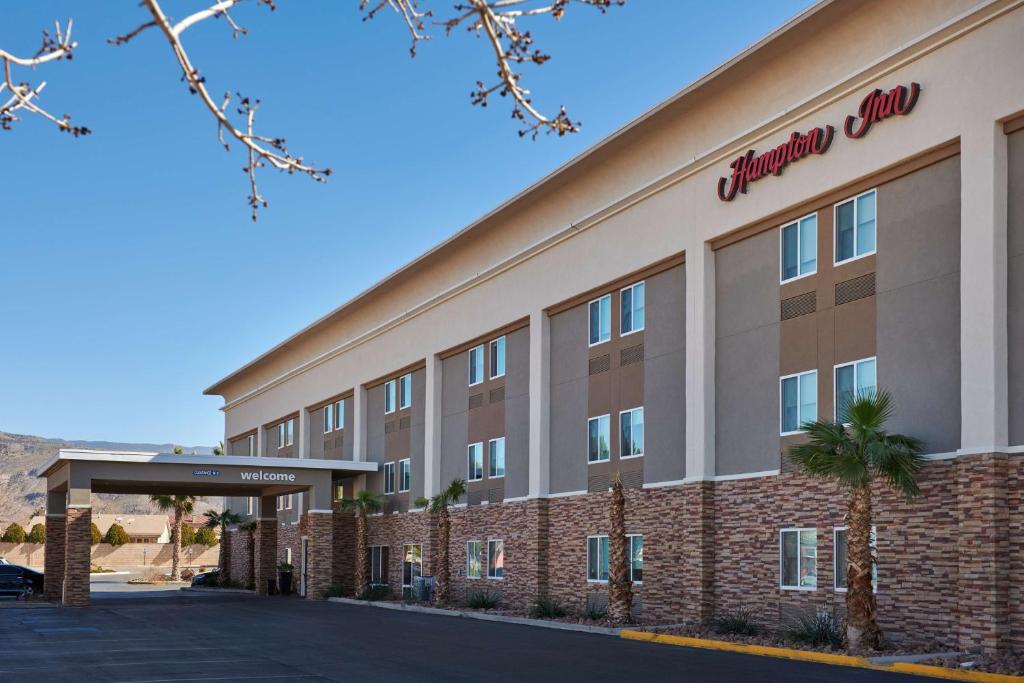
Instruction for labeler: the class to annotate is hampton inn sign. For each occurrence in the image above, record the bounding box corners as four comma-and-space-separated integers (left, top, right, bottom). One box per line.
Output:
716, 82, 922, 201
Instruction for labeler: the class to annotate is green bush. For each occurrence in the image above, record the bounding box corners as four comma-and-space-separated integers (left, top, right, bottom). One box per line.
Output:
103, 523, 130, 546
177, 525, 196, 546
529, 595, 569, 619
194, 527, 218, 547
584, 601, 608, 621
26, 523, 46, 544
2, 523, 26, 543
90, 522, 102, 545
323, 584, 346, 598
711, 608, 761, 636
784, 609, 845, 649
466, 588, 501, 610
359, 585, 391, 601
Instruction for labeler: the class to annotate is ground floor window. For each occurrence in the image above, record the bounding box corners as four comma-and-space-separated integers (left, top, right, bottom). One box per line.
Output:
834, 526, 877, 592
403, 543, 422, 587
467, 540, 482, 579
587, 535, 609, 582
487, 540, 504, 579
780, 528, 817, 589
370, 545, 389, 586
628, 534, 643, 583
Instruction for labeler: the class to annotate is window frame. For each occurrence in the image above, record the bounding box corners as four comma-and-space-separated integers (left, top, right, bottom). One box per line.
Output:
468, 345, 485, 386
586, 535, 609, 583
779, 212, 819, 284
619, 281, 646, 336
780, 369, 817, 436
384, 380, 397, 414
324, 403, 334, 434
834, 525, 878, 593
833, 356, 877, 421
402, 543, 423, 588
467, 442, 484, 481
466, 540, 482, 579
779, 527, 818, 591
588, 294, 612, 347
285, 419, 294, 446
246, 497, 254, 515
398, 458, 411, 493
587, 414, 611, 464
370, 545, 389, 586
247, 434, 255, 456
488, 437, 505, 478
334, 400, 344, 431
833, 188, 877, 266
383, 461, 395, 495
277, 423, 285, 448
486, 539, 504, 580
628, 533, 643, 584
619, 406, 644, 459
489, 336, 506, 380
399, 373, 413, 409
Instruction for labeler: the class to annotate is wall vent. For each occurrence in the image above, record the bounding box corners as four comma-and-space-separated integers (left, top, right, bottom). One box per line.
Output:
781, 291, 816, 320
621, 470, 643, 489
384, 421, 396, 434
488, 487, 504, 504
588, 473, 610, 493
468, 393, 484, 410
835, 272, 876, 306
399, 416, 411, 430
621, 344, 644, 366
489, 386, 505, 404
467, 490, 484, 506
589, 354, 611, 376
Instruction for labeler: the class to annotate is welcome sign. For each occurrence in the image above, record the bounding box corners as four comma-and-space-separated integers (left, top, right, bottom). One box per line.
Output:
240, 470, 297, 482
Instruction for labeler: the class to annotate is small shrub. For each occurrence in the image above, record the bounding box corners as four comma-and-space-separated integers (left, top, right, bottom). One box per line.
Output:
277, 562, 293, 572
2, 523, 26, 544
466, 588, 501, 610
177, 525, 196, 546
103, 523, 130, 546
194, 527, 218, 547
413, 496, 430, 509
90, 522, 102, 545
181, 569, 196, 580
584, 601, 608, 621
784, 609, 845, 649
323, 584, 346, 598
358, 585, 392, 601
529, 595, 569, 619
26, 523, 45, 544
711, 608, 761, 636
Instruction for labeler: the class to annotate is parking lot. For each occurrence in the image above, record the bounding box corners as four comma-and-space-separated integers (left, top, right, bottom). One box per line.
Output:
0, 590, 946, 683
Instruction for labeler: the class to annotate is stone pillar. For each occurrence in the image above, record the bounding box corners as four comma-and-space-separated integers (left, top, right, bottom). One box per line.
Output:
254, 496, 278, 595
682, 481, 716, 622
685, 241, 716, 480
43, 490, 66, 603
423, 353, 443, 499
63, 507, 92, 607
352, 385, 368, 462
305, 511, 334, 599
528, 310, 550, 499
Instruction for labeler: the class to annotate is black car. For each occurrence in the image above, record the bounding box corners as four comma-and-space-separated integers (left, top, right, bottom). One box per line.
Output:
0, 564, 44, 598
190, 568, 220, 586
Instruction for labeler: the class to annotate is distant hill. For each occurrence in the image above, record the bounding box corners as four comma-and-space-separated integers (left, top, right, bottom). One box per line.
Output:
0, 431, 222, 525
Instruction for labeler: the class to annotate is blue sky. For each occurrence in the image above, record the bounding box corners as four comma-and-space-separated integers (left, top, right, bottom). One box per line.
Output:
0, 0, 812, 447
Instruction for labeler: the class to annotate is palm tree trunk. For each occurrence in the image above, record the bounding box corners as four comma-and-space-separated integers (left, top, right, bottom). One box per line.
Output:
217, 524, 227, 576
435, 506, 450, 606
171, 508, 182, 581
354, 508, 368, 597
608, 474, 633, 624
846, 485, 881, 653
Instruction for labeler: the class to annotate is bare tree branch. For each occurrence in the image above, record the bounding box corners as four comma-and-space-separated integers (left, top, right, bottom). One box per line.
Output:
0, 20, 90, 136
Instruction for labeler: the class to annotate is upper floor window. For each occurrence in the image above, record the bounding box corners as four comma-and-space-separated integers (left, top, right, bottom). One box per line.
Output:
488, 437, 505, 478
620, 281, 645, 335
780, 370, 817, 435
399, 373, 413, 409
469, 345, 485, 386
835, 357, 877, 420
780, 528, 817, 590
334, 399, 345, 430
835, 189, 876, 264
247, 434, 255, 456
324, 403, 334, 433
399, 458, 411, 492
588, 415, 610, 463
781, 214, 817, 282
277, 419, 294, 448
384, 461, 395, 495
834, 526, 877, 592
589, 294, 611, 346
385, 380, 397, 414
468, 442, 483, 481
489, 336, 506, 379
620, 407, 644, 458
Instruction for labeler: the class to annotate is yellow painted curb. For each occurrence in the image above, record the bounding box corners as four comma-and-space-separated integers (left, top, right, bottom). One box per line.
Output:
619, 630, 1024, 683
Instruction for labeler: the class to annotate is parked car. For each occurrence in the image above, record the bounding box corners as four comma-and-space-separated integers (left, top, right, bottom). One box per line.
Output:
190, 568, 220, 586
0, 564, 44, 598
0, 557, 9, 565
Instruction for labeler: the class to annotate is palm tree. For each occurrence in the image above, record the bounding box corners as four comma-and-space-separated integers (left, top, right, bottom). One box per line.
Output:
340, 489, 384, 597
150, 494, 199, 580
204, 509, 242, 577
429, 478, 466, 606
607, 473, 633, 624
788, 390, 924, 653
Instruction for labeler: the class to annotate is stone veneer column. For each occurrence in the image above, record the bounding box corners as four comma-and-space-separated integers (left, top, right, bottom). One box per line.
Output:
304, 512, 334, 599
682, 482, 716, 622
63, 507, 92, 606
956, 453, 1010, 653
44, 515, 66, 602
254, 496, 278, 595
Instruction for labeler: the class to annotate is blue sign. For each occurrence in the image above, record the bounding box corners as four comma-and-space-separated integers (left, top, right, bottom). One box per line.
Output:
192, 468, 221, 477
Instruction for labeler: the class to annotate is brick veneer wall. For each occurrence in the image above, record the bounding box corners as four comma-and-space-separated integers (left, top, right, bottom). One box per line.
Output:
254, 520, 277, 595
306, 512, 334, 599
64, 507, 92, 606
1008, 456, 1024, 650
43, 515, 65, 601
364, 510, 433, 595
227, 529, 254, 588
332, 506, 356, 594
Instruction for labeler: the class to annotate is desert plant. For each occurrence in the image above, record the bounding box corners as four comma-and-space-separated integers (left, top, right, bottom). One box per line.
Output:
529, 595, 569, 619
584, 601, 608, 621
177, 524, 196, 546
278, 562, 294, 572
194, 527, 218, 547
466, 588, 501, 610
204, 509, 240, 577
358, 585, 391, 601
181, 569, 196, 580
150, 493, 199, 580
711, 608, 761, 636
788, 390, 924, 653
413, 496, 429, 509
323, 584, 346, 599
339, 489, 384, 597
26, 523, 45, 544
2, 523, 26, 543
784, 609, 845, 649
90, 522, 102, 545
607, 472, 633, 625
103, 523, 130, 546
429, 478, 466, 606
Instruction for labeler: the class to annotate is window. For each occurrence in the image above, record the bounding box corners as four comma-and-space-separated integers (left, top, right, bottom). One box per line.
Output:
587, 535, 609, 582
332, 482, 344, 502
588, 415, 611, 463
780, 528, 817, 590
277, 423, 285, 448
835, 189, 876, 263
399, 373, 413, 409
620, 407, 644, 457
835, 526, 877, 592
402, 543, 422, 587
468, 443, 483, 481
469, 345, 484, 386
589, 294, 611, 345
628, 534, 644, 583
247, 434, 255, 456
324, 403, 334, 433
286, 494, 293, 510
466, 541, 482, 579
835, 357, 877, 420
276, 495, 284, 511
620, 281, 645, 335
780, 370, 817, 435
284, 419, 294, 446
489, 336, 506, 379
781, 213, 818, 282
246, 497, 254, 515
334, 400, 344, 430
370, 545, 389, 585
384, 462, 395, 495
488, 437, 505, 478
487, 540, 504, 579
385, 380, 396, 414
399, 458, 411, 492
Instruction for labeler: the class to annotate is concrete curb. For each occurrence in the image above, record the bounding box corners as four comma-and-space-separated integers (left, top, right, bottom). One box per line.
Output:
179, 587, 255, 595
327, 597, 620, 635
619, 631, 1023, 683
